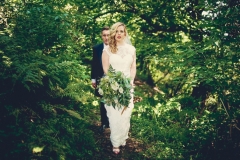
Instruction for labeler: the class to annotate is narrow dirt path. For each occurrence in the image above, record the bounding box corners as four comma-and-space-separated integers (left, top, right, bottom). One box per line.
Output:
89, 123, 147, 160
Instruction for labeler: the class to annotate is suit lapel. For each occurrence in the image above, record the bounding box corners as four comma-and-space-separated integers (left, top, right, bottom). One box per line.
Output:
98, 43, 104, 55
97, 43, 104, 63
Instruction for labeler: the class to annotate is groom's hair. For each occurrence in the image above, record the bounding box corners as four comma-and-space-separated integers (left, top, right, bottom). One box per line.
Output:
102, 26, 110, 32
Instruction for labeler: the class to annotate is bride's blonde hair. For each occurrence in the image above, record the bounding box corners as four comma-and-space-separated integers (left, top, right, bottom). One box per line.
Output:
109, 22, 128, 53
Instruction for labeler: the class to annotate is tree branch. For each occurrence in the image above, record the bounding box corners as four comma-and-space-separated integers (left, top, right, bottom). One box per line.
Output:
92, 1, 188, 33
93, 9, 122, 20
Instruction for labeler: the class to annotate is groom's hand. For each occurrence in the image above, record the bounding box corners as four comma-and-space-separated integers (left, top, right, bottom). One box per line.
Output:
92, 82, 97, 88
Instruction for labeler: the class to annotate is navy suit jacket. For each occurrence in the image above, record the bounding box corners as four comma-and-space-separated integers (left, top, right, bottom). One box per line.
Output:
91, 43, 104, 97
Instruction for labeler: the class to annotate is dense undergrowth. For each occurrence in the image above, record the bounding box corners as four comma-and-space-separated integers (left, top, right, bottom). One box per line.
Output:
131, 81, 240, 159
0, 0, 239, 159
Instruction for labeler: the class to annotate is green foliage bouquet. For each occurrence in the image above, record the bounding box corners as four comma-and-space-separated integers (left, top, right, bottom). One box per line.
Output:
98, 65, 133, 114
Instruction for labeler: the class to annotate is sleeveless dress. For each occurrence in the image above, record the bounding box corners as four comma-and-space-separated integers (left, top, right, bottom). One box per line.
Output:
103, 43, 135, 147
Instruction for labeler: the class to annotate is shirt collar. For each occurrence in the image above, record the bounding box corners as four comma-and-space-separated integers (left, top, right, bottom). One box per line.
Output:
103, 43, 108, 49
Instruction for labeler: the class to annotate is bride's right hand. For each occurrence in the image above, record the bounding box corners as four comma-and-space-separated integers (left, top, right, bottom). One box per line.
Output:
130, 80, 134, 86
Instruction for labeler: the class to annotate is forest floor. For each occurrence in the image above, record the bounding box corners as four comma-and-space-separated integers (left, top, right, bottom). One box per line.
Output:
88, 77, 152, 160
89, 122, 148, 160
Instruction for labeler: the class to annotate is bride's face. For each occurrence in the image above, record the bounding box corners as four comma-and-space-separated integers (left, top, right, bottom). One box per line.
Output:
115, 25, 126, 43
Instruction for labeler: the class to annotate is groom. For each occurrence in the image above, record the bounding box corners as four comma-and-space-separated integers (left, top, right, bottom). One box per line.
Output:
91, 26, 110, 133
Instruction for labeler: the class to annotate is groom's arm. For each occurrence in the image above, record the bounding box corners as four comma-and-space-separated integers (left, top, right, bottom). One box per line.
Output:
91, 46, 97, 88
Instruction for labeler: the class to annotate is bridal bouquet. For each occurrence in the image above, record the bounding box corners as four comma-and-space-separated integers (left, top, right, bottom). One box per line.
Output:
98, 65, 132, 114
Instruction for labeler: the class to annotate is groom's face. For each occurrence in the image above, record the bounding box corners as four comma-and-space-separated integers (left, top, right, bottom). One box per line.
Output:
102, 30, 110, 45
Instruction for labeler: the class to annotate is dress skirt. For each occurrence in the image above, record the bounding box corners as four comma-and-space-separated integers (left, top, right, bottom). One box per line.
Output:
105, 93, 134, 147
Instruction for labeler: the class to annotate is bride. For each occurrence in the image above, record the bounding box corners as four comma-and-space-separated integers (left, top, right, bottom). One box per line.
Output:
102, 22, 136, 154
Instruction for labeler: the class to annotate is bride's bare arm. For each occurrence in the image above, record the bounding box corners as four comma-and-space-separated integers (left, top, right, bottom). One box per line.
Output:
102, 50, 110, 74
130, 51, 136, 85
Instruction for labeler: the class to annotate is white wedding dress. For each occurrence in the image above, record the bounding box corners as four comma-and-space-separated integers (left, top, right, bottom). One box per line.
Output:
103, 43, 135, 147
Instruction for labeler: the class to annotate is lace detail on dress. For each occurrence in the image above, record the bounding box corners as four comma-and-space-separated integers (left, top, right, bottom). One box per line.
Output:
116, 47, 128, 58
116, 44, 134, 58
104, 44, 135, 58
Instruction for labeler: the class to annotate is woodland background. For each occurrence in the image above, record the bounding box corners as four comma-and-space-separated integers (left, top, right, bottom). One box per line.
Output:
0, 0, 239, 159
